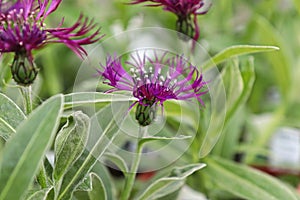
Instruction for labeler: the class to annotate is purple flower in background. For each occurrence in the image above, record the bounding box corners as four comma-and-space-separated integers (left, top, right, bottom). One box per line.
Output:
0, 0, 103, 85
97, 52, 207, 126
129, 0, 210, 42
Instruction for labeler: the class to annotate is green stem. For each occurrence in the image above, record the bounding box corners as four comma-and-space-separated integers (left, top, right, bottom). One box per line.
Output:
20, 86, 32, 115
120, 126, 147, 200
20, 85, 48, 188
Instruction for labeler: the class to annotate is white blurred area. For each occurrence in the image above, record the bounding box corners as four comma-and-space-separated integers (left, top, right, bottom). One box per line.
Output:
178, 186, 207, 200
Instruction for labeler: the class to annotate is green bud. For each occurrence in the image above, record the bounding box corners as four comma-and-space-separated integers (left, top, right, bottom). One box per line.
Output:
135, 100, 157, 126
11, 51, 38, 86
176, 16, 195, 41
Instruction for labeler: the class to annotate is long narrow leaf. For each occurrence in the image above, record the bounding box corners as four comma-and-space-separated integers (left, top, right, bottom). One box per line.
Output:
64, 92, 136, 109
202, 45, 279, 70
225, 57, 255, 123
0, 95, 63, 200
252, 15, 291, 102
204, 157, 298, 200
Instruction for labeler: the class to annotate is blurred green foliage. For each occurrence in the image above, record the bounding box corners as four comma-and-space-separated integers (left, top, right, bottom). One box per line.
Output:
1, 0, 300, 199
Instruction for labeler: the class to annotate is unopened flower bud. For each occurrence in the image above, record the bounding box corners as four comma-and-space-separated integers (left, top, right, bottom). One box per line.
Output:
11, 51, 38, 85
176, 16, 195, 41
135, 99, 157, 126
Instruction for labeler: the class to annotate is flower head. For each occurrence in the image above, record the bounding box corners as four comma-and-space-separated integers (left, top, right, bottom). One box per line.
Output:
97, 51, 207, 126
129, 0, 210, 41
0, 0, 103, 85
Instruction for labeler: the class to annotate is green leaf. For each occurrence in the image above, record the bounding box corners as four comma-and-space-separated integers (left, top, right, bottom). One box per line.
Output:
88, 173, 106, 200
0, 93, 26, 140
219, 58, 255, 156
162, 100, 199, 128
136, 163, 206, 200
57, 102, 128, 200
251, 15, 291, 102
73, 191, 90, 200
218, 57, 256, 126
92, 163, 115, 200
27, 188, 52, 200
0, 137, 4, 154
139, 135, 192, 147
103, 152, 129, 177
202, 45, 279, 70
64, 92, 136, 109
227, 57, 255, 121
199, 57, 263, 177
54, 111, 90, 181
73, 173, 107, 200
198, 79, 226, 158
0, 95, 63, 200
199, 57, 255, 158
204, 157, 298, 200
46, 188, 55, 200
294, 0, 300, 15
44, 158, 54, 185
243, 15, 293, 162
221, 59, 244, 116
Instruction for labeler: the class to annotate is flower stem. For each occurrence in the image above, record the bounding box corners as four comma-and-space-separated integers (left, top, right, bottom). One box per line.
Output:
20, 86, 33, 115
120, 126, 147, 200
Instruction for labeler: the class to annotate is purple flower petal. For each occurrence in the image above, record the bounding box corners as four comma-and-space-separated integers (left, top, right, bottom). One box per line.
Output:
129, 0, 210, 41
0, 0, 103, 59
97, 51, 208, 109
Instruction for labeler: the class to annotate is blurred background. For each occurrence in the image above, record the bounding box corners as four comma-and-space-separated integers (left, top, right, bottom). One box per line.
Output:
1, 0, 300, 199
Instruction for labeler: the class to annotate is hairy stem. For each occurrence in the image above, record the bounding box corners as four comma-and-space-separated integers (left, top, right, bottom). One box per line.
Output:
20, 85, 48, 188
20, 86, 32, 115
120, 126, 147, 200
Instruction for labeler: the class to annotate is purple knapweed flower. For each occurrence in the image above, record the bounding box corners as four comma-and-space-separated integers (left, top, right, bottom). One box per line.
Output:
97, 52, 207, 126
0, 0, 103, 85
129, 0, 210, 42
